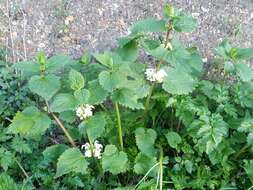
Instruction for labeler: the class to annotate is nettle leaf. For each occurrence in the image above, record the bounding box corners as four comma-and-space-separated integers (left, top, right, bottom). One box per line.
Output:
55, 148, 88, 178
43, 144, 68, 162
0, 148, 14, 171
165, 131, 182, 149
88, 80, 108, 105
12, 60, 40, 76
11, 137, 32, 154
0, 173, 20, 190
69, 69, 85, 91
47, 54, 75, 72
235, 48, 253, 60
197, 114, 228, 154
173, 15, 197, 32
99, 71, 126, 92
235, 63, 253, 82
117, 40, 139, 62
29, 74, 60, 100
80, 113, 106, 140
74, 89, 90, 104
93, 53, 113, 68
112, 88, 144, 110
135, 128, 157, 156
131, 18, 167, 34
102, 145, 128, 174
236, 82, 253, 108
134, 153, 158, 177
50, 93, 78, 113
162, 67, 196, 95
243, 160, 253, 183
8, 106, 51, 139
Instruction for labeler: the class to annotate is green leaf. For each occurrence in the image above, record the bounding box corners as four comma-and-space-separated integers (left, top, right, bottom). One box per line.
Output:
0, 148, 14, 171
47, 54, 74, 72
235, 48, 253, 60
117, 40, 139, 62
43, 144, 68, 161
80, 113, 106, 140
235, 63, 253, 82
11, 137, 32, 154
173, 15, 197, 32
184, 160, 193, 174
165, 131, 182, 149
131, 18, 167, 34
88, 80, 108, 105
112, 88, 144, 110
135, 128, 157, 156
243, 160, 253, 183
8, 106, 51, 139
134, 153, 158, 177
74, 89, 90, 104
12, 61, 40, 76
0, 173, 19, 190
50, 93, 78, 113
236, 82, 253, 108
55, 148, 88, 178
102, 145, 128, 174
29, 74, 60, 100
69, 69, 85, 91
93, 53, 113, 68
99, 71, 126, 92
162, 68, 196, 95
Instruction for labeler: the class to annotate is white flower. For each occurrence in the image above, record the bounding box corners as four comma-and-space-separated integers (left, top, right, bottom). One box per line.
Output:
145, 68, 167, 83
81, 140, 103, 159
145, 68, 157, 82
154, 69, 167, 83
76, 104, 95, 120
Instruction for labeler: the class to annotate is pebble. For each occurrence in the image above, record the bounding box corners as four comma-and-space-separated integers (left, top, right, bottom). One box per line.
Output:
201, 6, 209, 13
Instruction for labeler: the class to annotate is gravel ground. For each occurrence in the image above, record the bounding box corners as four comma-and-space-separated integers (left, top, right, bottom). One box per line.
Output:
0, 0, 253, 62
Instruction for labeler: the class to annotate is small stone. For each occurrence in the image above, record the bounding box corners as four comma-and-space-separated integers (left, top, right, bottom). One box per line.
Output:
65, 15, 74, 25
202, 58, 208, 63
192, 12, 200, 18
201, 6, 209, 13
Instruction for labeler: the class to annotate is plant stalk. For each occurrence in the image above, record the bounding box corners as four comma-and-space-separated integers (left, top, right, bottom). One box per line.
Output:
144, 84, 155, 115
115, 102, 124, 150
159, 148, 164, 190
51, 112, 76, 147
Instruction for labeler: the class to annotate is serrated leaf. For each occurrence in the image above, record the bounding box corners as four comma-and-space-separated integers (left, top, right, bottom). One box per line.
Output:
112, 88, 144, 110
0, 148, 14, 171
74, 89, 90, 104
11, 137, 31, 154
235, 48, 253, 60
165, 131, 182, 149
131, 18, 167, 34
243, 160, 253, 183
12, 61, 40, 76
8, 106, 51, 139
162, 68, 196, 95
0, 173, 19, 190
173, 15, 197, 32
93, 53, 113, 68
235, 63, 253, 82
55, 148, 88, 178
134, 153, 158, 177
80, 113, 106, 140
50, 93, 78, 113
29, 74, 60, 100
43, 144, 68, 161
135, 128, 157, 156
47, 54, 74, 72
102, 145, 128, 174
88, 80, 108, 104
69, 69, 85, 91
98, 71, 126, 92
117, 40, 139, 62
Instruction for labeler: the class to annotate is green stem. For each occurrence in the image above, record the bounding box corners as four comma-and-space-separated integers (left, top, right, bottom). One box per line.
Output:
87, 135, 94, 157
14, 157, 35, 188
144, 84, 155, 114
235, 144, 250, 159
159, 148, 164, 190
115, 103, 123, 150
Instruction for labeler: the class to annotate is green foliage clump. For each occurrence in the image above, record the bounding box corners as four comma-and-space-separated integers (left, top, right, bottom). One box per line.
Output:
1, 4, 253, 190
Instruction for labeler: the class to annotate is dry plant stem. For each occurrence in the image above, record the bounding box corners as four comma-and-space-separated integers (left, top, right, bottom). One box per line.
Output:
14, 157, 35, 188
51, 113, 76, 147
6, 0, 15, 62
115, 102, 124, 150
22, 9, 27, 60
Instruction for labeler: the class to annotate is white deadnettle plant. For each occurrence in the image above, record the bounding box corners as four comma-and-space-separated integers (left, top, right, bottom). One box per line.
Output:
81, 140, 103, 159
76, 104, 95, 120
145, 68, 167, 83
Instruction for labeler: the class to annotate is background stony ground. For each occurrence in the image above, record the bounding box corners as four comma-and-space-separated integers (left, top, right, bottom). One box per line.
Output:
0, 0, 253, 62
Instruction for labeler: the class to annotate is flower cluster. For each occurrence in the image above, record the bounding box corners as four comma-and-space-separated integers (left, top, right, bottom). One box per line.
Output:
81, 140, 103, 159
76, 104, 94, 120
145, 68, 167, 83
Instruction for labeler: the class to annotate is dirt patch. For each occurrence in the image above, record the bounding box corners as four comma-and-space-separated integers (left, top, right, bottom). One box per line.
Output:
0, 0, 253, 62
